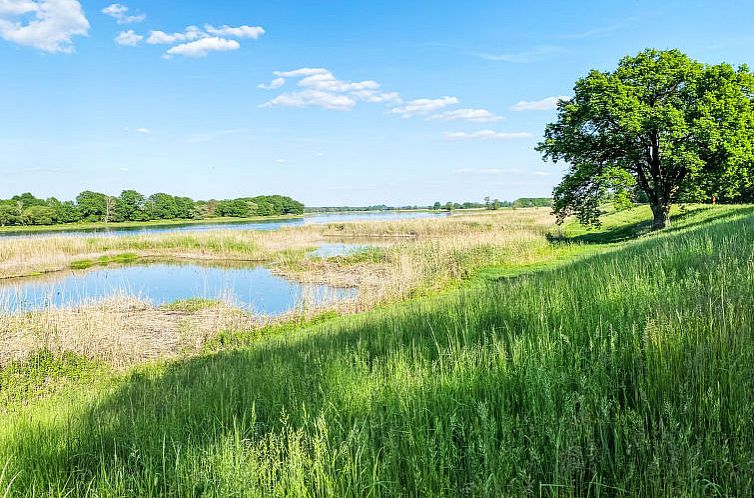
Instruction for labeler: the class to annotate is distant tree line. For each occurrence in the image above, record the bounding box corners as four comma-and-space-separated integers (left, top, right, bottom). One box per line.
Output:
431, 197, 553, 211
0, 191, 304, 227
306, 197, 553, 214
305, 205, 393, 213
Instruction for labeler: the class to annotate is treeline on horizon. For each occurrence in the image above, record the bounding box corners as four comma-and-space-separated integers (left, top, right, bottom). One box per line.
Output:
0, 191, 304, 227
306, 197, 553, 213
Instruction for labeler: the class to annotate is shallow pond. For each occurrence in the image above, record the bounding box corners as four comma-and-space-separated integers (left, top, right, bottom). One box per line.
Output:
0, 211, 448, 239
0, 262, 356, 315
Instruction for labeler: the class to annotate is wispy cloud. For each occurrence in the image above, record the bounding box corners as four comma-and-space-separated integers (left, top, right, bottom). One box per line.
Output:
258, 77, 285, 90
165, 36, 240, 58
205, 24, 264, 39
102, 3, 145, 24
560, 18, 640, 39
430, 108, 503, 123
390, 96, 459, 118
444, 130, 533, 141
478, 45, 565, 63
510, 96, 570, 111
115, 29, 142, 46
122, 22, 264, 57
0, 0, 89, 53
262, 90, 357, 111
561, 24, 622, 39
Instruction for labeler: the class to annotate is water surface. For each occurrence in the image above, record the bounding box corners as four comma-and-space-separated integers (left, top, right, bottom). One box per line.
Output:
0, 211, 447, 239
0, 262, 356, 315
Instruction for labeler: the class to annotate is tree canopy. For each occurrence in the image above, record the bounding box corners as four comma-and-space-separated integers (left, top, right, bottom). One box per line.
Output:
0, 190, 304, 227
537, 49, 754, 229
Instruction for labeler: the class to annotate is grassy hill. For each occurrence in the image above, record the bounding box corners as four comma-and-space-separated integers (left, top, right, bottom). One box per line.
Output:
1, 205, 753, 496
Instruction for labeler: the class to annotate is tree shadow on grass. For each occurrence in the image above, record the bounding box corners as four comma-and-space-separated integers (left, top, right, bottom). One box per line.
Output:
7, 209, 754, 496
550, 205, 754, 245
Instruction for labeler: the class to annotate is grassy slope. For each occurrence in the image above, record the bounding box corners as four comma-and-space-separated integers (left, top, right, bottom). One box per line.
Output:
2, 205, 754, 496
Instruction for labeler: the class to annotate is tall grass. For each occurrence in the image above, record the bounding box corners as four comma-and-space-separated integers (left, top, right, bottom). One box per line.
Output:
0, 206, 753, 495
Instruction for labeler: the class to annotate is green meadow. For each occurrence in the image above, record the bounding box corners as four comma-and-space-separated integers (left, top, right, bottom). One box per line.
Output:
1, 205, 753, 496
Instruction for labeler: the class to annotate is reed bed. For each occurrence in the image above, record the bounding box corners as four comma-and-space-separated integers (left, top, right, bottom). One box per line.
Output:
281, 208, 560, 304
0, 228, 324, 280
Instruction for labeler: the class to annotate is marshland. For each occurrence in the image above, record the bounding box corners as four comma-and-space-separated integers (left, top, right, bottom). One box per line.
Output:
3, 202, 754, 497
3, 1, 754, 494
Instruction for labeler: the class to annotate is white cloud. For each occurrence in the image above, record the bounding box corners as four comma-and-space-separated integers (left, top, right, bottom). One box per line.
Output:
146, 27, 202, 45
258, 77, 285, 90
146, 30, 178, 44
443, 130, 534, 141
352, 89, 402, 103
261, 89, 356, 111
390, 96, 459, 118
136, 127, 149, 133
510, 96, 570, 111
0, 0, 89, 53
165, 36, 240, 57
430, 108, 503, 123
102, 3, 144, 24
299, 72, 380, 92
0, 0, 37, 15
315, 152, 324, 157
275, 159, 286, 164
115, 29, 142, 46
144, 24, 263, 57
205, 24, 264, 39
260, 68, 401, 110
274, 68, 329, 78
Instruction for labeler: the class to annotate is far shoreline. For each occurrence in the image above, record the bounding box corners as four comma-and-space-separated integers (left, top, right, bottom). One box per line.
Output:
0, 213, 304, 235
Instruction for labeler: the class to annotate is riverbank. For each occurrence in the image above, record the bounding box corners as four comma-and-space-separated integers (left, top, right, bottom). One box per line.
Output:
2, 204, 753, 495
0, 213, 304, 235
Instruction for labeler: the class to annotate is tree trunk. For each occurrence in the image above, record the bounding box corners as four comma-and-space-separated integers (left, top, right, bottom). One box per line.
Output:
650, 202, 670, 230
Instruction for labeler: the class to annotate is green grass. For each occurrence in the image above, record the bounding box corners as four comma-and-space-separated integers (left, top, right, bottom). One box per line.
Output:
70, 252, 140, 270
0, 351, 106, 407
160, 298, 224, 313
2, 205, 754, 496
557, 203, 754, 243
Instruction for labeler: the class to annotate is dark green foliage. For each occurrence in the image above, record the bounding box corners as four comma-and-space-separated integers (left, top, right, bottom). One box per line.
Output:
0, 191, 305, 227
538, 48, 754, 229
511, 197, 552, 208
75, 190, 108, 222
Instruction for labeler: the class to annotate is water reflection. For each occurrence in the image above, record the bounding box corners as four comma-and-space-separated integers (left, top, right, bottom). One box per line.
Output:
0, 262, 356, 315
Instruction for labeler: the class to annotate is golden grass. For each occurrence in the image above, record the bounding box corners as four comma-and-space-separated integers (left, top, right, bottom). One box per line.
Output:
0, 228, 324, 280
0, 208, 558, 367
283, 208, 557, 303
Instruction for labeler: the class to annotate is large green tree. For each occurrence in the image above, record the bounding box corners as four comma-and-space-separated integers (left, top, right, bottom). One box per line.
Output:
537, 49, 754, 229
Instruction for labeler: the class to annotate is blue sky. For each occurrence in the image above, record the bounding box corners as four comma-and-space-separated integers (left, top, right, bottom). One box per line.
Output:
1, 0, 752, 205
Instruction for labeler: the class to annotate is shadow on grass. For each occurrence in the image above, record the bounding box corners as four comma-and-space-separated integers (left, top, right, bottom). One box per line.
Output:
551, 205, 754, 245
7, 208, 754, 495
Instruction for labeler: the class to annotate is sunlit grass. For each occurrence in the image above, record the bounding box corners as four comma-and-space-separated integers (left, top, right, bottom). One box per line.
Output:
1, 205, 753, 495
